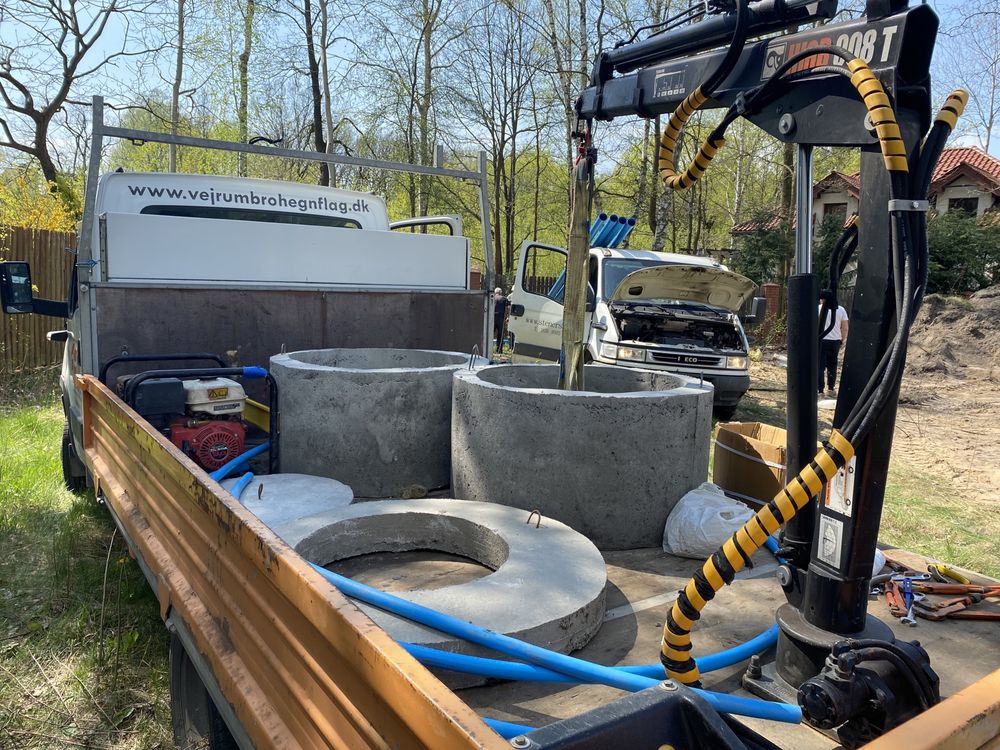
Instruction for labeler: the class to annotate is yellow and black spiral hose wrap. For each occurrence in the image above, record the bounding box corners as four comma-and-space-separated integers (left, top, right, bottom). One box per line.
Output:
660, 431, 856, 685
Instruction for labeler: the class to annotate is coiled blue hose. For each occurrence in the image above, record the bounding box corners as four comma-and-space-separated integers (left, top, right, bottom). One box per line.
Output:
209, 440, 269, 481
222, 476, 793, 729
310, 563, 800, 723
230, 472, 255, 499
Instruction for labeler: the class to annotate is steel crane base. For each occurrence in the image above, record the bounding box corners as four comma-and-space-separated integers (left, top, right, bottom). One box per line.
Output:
743, 603, 895, 711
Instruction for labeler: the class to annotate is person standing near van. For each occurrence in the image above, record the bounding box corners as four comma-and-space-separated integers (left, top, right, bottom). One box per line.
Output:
818, 289, 849, 396
493, 287, 510, 352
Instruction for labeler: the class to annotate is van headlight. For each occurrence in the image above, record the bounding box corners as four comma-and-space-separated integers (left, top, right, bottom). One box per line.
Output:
600, 342, 618, 359
727, 355, 748, 369
617, 346, 646, 362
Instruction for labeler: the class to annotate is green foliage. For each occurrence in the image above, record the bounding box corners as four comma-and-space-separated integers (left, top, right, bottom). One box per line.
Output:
813, 213, 846, 289
730, 212, 791, 285
926, 210, 1000, 294
0, 167, 79, 231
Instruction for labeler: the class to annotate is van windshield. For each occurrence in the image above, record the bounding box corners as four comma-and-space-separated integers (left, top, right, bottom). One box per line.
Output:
140, 205, 361, 229
602, 258, 674, 297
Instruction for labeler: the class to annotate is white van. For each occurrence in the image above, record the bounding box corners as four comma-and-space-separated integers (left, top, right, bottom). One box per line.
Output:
2, 167, 487, 490
507, 243, 761, 418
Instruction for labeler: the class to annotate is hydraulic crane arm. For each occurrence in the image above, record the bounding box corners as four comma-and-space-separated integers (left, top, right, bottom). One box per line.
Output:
578, 2, 936, 146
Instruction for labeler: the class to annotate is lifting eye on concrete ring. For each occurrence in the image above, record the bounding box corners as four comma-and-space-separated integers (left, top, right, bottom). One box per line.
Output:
273, 498, 608, 686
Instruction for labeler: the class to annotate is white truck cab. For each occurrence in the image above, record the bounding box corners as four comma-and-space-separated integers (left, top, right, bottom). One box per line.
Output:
507, 242, 760, 418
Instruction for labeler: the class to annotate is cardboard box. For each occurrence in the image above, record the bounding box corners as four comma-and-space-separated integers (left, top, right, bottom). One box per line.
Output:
713, 422, 788, 508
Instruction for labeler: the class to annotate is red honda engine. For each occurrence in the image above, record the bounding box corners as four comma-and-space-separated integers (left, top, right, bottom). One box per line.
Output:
169, 419, 246, 471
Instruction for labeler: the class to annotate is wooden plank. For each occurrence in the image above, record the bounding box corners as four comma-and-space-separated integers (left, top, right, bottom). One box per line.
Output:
76, 374, 504, 750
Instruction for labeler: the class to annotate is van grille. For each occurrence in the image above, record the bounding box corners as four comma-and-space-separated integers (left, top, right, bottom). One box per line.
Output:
648, 351, 724, 367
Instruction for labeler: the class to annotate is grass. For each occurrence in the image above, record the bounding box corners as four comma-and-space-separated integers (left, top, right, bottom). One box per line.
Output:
732, 368, 1000, 580
0, 368, 171, 749
882, 459, 1000, 579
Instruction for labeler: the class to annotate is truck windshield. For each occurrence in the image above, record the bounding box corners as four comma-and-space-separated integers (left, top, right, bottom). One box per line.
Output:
602, 258, 673, 297
140, 205, 361, 229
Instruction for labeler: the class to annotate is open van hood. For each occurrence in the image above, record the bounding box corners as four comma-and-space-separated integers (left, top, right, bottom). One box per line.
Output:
609, 265, 756, 313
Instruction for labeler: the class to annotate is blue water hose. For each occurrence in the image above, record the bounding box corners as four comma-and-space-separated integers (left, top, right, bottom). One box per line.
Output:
399, 641, 797, 723
209, 440, 269, 482
230, 472, 255, 499
481, 717, 535, 739
222, 473, 792, 728
309, 563, 800, 723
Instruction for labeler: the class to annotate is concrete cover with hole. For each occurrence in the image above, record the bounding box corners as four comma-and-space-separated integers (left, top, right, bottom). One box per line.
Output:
220, 473, 354, 528
273, 498, 607, 667
270, 348, 483, 497
451, 364, 714, 550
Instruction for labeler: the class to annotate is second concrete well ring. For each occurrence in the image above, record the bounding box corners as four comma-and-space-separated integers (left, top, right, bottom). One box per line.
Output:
271, 348, 481, 497
274, 498, 607, 664
451, 363, 714, 549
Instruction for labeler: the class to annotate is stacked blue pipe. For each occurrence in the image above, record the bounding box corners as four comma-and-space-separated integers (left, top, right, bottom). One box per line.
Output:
589, 213, 610, 243
607, 217, 637, 248
592, 214, 620, 246
589, 214, 638, 248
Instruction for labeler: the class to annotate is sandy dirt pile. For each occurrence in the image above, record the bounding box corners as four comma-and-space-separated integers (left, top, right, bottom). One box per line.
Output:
906, 288, 1000, 380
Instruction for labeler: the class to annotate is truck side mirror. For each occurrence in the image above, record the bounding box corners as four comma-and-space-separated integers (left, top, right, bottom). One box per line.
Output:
510, 303, 525, 317
0, 261, 35, 314
0, 260, 71, 318
741, 296, 767, 327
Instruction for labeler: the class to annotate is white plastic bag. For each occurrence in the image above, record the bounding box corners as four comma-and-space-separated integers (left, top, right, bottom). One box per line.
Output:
663, 482, 754, 559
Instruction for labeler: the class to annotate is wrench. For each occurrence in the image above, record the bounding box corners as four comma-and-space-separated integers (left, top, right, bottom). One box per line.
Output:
900, 592, 925, 627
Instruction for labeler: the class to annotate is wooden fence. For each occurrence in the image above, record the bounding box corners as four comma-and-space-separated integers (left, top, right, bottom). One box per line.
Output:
0, 226, 77, 372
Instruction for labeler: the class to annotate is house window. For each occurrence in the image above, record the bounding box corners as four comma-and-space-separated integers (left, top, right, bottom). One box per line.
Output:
824, 203, 848, 225
948, 197, 979, 215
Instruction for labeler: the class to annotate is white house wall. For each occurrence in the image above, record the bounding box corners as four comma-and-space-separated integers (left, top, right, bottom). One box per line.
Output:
939, 179, 993, 216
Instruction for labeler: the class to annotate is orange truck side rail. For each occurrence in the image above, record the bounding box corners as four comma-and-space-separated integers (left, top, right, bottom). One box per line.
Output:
77, 374, 506, 750
860, 666, 1000, 750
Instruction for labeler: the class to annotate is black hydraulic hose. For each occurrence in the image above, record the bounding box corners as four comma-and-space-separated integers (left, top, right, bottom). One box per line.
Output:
620, 4, 705, 47
852, 648, 933, 710
703, 0, 749, 95
848, 639, 938, 707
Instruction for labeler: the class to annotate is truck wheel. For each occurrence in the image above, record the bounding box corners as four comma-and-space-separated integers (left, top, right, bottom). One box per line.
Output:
169, 632, 238, 750
61, 422, 88, 493
713, 404, 739, 421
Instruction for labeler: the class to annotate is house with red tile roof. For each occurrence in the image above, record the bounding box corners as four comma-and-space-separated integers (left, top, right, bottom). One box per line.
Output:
731, 147, 1000, 236
928, 146, 1000, 216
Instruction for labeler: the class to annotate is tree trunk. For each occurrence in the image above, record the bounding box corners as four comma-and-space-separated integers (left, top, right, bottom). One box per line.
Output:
303, 0, 330, 186
319, 0, 337, 186
417, 0, 437, 219
237, 0, 256, 177
780, 141, 794, 280
170, 0, 185, 172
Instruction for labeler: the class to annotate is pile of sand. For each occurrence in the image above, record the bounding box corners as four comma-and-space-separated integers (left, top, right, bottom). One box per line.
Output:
905, 287, 1000, 379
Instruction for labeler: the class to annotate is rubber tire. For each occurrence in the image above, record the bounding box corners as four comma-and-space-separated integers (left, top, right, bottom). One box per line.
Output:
169, 632, 238, 750
713, 403, 739, 421
61, 422, 88, 493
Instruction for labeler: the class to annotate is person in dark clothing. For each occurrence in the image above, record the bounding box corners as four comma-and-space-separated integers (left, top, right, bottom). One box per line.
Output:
493, 287, 510, 352
818, 289, 849, 396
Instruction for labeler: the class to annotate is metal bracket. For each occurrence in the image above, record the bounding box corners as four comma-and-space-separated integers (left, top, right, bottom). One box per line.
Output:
75, 258, 99, 269
887, 199, 929, 212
